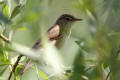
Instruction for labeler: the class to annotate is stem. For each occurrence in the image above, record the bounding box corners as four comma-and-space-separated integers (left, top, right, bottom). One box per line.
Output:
105, 70, 111, 80
8, 55, 23, 80
85, 65, 95, 72
0, 33, 10, 43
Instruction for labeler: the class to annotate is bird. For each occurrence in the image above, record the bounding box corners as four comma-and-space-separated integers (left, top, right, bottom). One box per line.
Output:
33, 14, 83, 49
14, 14, 83, 75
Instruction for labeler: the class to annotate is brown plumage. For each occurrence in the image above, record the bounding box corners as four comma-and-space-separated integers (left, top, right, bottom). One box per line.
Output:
20, 14, 82, 75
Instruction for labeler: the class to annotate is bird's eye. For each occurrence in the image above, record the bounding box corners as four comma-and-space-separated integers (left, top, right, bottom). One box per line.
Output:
65, 17, 72, 21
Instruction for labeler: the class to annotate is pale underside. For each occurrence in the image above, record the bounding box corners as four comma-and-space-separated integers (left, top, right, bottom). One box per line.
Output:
47, 24, 71, 48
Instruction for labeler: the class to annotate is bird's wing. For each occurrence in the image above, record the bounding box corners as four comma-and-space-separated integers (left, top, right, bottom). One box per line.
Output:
47, 25, 60, 39
31, 25, 60, 49
20, 25, 60, 75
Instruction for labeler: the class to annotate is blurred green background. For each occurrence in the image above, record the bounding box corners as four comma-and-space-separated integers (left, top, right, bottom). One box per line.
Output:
0, 0, 120, 80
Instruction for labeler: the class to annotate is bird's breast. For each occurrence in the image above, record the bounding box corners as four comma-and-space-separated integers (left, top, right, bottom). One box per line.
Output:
55, 32, 71, 49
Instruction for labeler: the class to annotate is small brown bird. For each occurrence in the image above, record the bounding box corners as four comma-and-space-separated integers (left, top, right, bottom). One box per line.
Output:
33, 14, 82, 49
20, 14, 83, 75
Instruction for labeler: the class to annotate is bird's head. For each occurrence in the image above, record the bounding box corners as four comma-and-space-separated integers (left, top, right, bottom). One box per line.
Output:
56, 14, 82, 27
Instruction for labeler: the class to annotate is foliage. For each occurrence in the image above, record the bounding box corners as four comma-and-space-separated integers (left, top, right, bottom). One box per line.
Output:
0, 0, 120, 80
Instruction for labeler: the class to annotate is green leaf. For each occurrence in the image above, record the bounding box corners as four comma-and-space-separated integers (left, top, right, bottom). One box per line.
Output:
0, 61, 10, 66
11, 24, 25, 29
0, 11, 10, 23
75, 41, 81, 46
2, 3, 9, 18
70, 50, 86, 80
0, 66, 8, 76
85, 57, 96, 62
75, 40, 84, 47
10, 5, 21, 19
18, 27, 26, 30
15, 65, 24, 76
37, 69, 48, 80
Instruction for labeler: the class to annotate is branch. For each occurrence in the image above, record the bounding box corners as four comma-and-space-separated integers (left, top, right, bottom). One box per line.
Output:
84, 65, 95, 72
0, 33, 10, 43
8, 55, 23, 80
8, 39, 41, 79
105, 70, 111, 80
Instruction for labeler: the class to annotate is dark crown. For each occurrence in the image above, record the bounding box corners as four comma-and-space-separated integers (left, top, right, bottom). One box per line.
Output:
56, 14, 82, 24
57, 14, 75, 21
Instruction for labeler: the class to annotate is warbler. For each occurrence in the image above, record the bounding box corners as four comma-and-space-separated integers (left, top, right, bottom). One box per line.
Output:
15, 14, 83, 75
33, 14, 83, 49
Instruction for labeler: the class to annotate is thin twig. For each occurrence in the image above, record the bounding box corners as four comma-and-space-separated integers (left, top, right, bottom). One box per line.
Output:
8, 39, 41, 80
8, 55, 23, 80
0, 33, 10, 43
84, 65, 95, 72
105, 70, 111, 80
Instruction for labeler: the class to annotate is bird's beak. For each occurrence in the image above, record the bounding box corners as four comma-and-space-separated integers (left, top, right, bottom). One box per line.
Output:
74, 18, 83, 21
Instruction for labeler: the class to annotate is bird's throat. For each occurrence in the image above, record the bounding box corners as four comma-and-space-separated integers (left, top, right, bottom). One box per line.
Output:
55, 24, 72, 49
